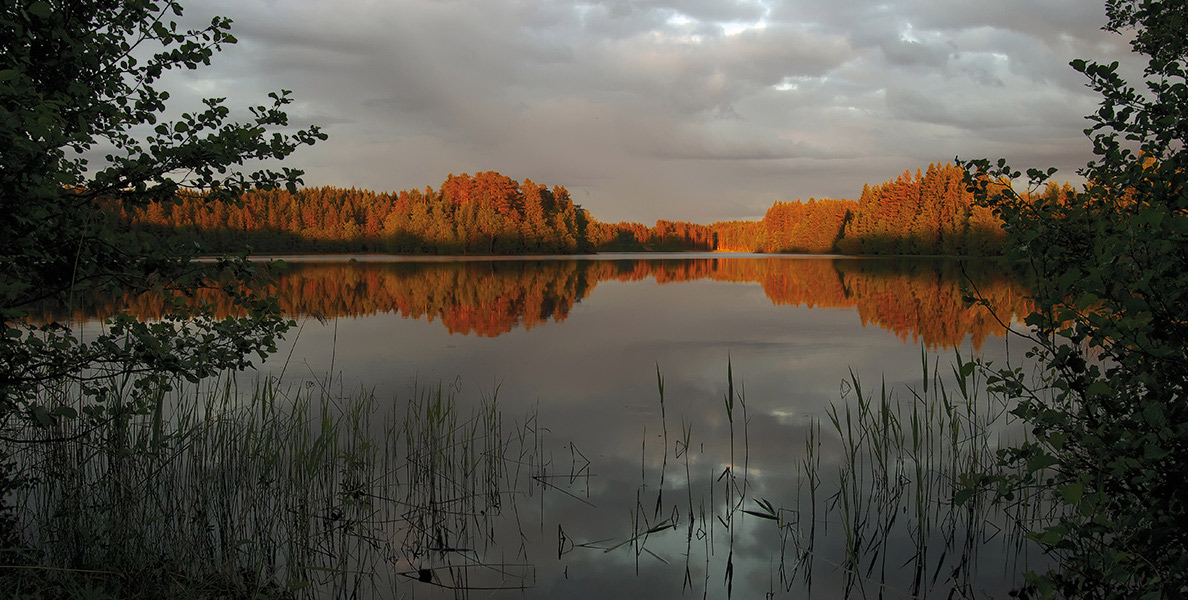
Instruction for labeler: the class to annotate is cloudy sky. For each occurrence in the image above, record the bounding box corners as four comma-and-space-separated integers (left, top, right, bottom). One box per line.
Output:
172, 0, 1139, 223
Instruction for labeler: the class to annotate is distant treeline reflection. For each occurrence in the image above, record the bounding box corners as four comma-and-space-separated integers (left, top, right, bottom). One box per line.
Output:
60, 259, 1029, 349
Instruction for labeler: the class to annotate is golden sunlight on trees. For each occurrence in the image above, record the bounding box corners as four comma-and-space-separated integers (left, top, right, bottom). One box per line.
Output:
116, 172, 590, 255
711, 163, 1015, 255
832, 163, 1004, 255
113, 163, 1038, 256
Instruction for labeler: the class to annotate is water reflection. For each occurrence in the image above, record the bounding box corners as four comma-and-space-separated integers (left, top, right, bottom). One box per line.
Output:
32, 255, 1042, 598
58, 256, 1030, 350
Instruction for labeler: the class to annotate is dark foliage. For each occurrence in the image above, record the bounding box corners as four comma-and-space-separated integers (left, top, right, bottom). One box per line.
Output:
961, 1, 1188, 596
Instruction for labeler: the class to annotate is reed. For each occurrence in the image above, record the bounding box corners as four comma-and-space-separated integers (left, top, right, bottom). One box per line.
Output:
751, 351, 1054, 597
580, 354, 1055, 599
1, 353, 1057, 598
2, 377, 541, 599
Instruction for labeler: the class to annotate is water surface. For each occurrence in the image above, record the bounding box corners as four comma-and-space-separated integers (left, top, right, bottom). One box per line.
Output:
72, 254, 1040, 598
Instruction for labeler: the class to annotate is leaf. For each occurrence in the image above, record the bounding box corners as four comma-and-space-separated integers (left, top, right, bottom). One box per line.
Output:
954, 487, 976, 507
1076, 292, 1100, 309
1057, 480, 1085, 505
1142, 404, 1166, 427
1037, 528, 1065, 546
29, 405, 54, 428
50, 405, 78, 420
1026, 453, 1059, 473
27, 1, 52, 18
741, 509, 778, 521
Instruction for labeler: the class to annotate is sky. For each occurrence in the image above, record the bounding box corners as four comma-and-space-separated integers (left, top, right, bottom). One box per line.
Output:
171, 0, 1140, 224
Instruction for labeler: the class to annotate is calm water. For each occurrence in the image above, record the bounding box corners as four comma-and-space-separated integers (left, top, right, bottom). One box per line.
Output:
74, 254, 1042, 598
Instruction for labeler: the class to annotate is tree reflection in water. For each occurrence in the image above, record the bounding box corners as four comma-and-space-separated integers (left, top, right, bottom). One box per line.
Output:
24, 256, 1043, 598
51, 256, 1031, 351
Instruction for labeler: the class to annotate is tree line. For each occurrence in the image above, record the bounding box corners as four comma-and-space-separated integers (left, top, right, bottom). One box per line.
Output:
712, 163, 1031, 255
114, 171, 717, 254
713, 198, 855, 253
114, 163, 1071, 256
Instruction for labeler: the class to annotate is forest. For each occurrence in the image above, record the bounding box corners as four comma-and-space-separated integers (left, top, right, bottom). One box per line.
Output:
113, 163, 1037, 256
111, 171, 717, 255
713, 163, 1023, 254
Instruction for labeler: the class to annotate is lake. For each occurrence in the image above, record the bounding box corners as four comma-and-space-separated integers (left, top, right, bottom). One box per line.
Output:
61, 253, 1044, 598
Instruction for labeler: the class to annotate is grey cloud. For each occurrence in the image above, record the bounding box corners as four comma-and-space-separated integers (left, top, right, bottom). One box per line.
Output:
771, 0, 1114, 47
579, 0, 768, 26
576, 5, 669, 39
645, 129, 834, 161
667, 0, 769, 23
172, 0, 1127, 223
880, 38, 952, 68
907, 0, 1112, 45
884, 86, 956, 127
588, 25, 853, 117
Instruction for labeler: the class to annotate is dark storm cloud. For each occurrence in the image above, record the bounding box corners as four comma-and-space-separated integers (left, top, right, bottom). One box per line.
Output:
172, 0, 1139, 223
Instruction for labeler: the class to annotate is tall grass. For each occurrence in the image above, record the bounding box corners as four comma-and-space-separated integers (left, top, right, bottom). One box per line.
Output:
2, 378, 540, 599
575, 354, 1056, 599
0, 353, 1057, 599
754, 352, 1055, 597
